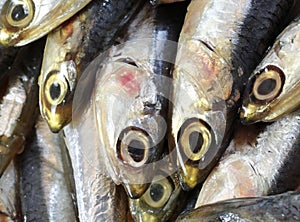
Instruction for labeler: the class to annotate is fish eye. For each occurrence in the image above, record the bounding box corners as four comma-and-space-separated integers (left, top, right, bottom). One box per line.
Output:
2, 0, 34, 28
44, 72, 69, 106
117, 127, 153, 168
252, 67, 284, 102
178, 118, 212, 162
142, 177, 173, 208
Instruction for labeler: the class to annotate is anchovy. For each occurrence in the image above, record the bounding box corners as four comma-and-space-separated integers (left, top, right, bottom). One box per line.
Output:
0, 0, 92, 46
170, 0, 295, 191
39, 0, 146, 133
240, 16, 300, 123
0, 38, 45, 177
63, 104, 131, 222
16, 116, 78, 221
71, 1, 187, 199
177, 191, 300, 222
195, 113, 300, 207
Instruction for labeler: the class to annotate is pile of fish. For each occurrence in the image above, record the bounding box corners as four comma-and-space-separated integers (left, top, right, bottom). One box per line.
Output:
0, 0, 300, 221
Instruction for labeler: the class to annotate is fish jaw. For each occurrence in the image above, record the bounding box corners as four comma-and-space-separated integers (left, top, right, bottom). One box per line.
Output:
171, 40, 230, 190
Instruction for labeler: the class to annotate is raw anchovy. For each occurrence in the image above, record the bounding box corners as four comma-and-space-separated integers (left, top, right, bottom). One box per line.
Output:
0, 38, 45, 177
240, 16, 300, 123
177, 191, 300, 222
129, 171, 186, 222
16, 116, 78, 221
0, 163, 21, 221
70, 1, 187, 199
64, 104, 131, 222
0, 0, 92, 46
195, 113, 300, 207
170, 0, 295, 191
39, 0, 145, 133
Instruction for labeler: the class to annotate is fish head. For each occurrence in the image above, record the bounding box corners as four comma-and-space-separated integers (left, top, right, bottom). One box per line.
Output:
0, 0, 91, 46
170, 40, 230, 190
39, 60, 77, 133
93, 57, 168, 198
129, 172, 183, 222
240, 65, 286, 124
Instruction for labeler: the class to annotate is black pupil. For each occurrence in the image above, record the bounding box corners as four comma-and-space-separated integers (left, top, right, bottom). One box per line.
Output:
11, 4, 28, 21
257, 78, 276, 96
150, 183, 164, 202
50, 82, 61, 101
189, 131, 204, 154
128, 140, 145, 162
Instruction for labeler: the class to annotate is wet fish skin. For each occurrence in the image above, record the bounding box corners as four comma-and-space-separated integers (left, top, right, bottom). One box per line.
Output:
39, 0, 146, 133
170, 0, 295, 191
240, 16, 300, 124
195, 113, 300, 207
16, 116, 78, 221
0, 0, 92, 47
0, 163, 21, 222
177, 191, 300, 222
0, 38, 45, 177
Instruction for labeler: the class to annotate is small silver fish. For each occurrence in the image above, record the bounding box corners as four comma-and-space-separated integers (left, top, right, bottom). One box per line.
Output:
170, 0, 295, 191
177, 191, 300, 222
0, 0, 92, 46
0, 38, 45, 177
240, 16, 300, 123
195, 113, 300, 207
17, 116, 78, 221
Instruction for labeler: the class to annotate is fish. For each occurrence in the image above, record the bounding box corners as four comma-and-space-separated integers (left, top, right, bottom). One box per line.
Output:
0, 0, 92, 47
240, 16, 300, 124
176, 191, 300, 222
71, 1, 187, 199
129, 171, 187, 222
38, 0, 146, 133
0, 162, 21, 221
0, 38, 45, 177
195, 113, 300, 207
16, 116, 78, 221
170, 0, 295, 191
63, 102, 132, 222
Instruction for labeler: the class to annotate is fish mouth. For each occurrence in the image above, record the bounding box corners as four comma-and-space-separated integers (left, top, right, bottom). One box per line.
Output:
178, 164, 201, 191
239, 104, 269, 125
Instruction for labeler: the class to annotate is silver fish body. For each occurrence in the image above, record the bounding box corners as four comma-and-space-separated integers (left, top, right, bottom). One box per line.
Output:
39, 0, 146, 133
0, 0, 92, 46
0, 38, 45, 177
17, 116, 78, 221
177, 191, 300, 222
195, 113, 300, 207
240, 16, 300, 123
0, 163, 20, 221
170, 0, 295, 190
64, 102, 131, 222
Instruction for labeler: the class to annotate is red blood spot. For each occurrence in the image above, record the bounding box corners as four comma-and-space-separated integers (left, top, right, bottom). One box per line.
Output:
117, 70, 140, 96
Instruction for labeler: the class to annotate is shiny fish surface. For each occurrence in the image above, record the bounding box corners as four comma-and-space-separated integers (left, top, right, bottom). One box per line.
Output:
72, 2, 187, 199
64, 102, 131, 222
177, 191, 300, 222
17, 116, 78, 221
170, 0, 294, 191
39, 0, 145, 133
0, 0, 92, 47
0, 163, 20, 221
240, 16, 300, 124
0, 38, 45, 177
129, 171, 186, 222
195, 113, 300, 207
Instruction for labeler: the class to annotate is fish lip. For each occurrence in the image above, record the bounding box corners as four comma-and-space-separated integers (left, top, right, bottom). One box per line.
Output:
124, 183, 150, 199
